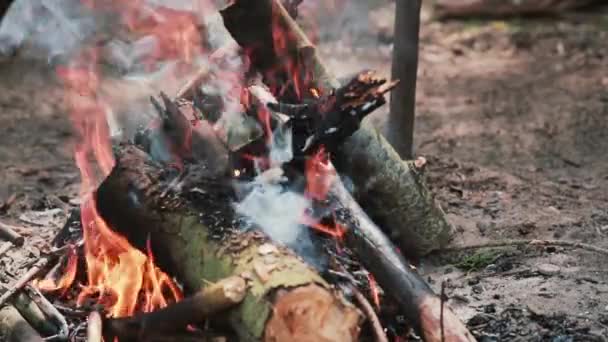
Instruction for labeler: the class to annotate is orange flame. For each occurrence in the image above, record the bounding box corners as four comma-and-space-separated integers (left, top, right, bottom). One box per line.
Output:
367, 273, 381, 310
36, 0, 212, 318
305, 146, 336, 201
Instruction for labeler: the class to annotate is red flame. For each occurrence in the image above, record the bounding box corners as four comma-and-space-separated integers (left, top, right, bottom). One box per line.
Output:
367, 273, 381, 310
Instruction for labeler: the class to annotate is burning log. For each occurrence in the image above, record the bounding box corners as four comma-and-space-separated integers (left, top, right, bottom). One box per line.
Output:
328, 176, 476, 342
103, 276, 247, 341
0, 305, 43, 342
221, 0, 452, 258
95, 145, 362, 341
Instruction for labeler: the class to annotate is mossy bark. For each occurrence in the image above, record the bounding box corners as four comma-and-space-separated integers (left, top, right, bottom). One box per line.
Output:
96, 145, 361, 342
221, 0, 452, 258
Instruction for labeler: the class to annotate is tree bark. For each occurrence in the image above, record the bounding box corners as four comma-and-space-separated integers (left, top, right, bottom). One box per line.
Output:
95, 145, 362, 342
0, 305, 43, 342
385, 0, 421, 159
221, 0, 452, 258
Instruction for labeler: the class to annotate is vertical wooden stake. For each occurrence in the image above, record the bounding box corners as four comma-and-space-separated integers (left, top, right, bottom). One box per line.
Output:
386, 0, 422, 159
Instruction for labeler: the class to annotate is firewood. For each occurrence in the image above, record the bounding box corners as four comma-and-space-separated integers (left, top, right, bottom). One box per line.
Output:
95, 145, 362, 342
0, 305, 43, 342
104, 276, 247, 341
87, 311, 103, 342
328, 176, 476, 342
0, 221, 25, 246
0, 259, 49, 308
220, 0, 452, 258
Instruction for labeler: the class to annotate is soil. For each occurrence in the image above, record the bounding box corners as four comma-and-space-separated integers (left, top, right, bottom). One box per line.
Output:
1, 2, 608, 341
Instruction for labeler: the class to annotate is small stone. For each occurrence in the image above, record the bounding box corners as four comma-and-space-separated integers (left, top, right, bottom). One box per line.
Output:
472, 284, 484, 294
537, 263, 560, 276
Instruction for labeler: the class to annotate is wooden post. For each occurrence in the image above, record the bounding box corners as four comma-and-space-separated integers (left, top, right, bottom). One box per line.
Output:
385, 0, 422, 160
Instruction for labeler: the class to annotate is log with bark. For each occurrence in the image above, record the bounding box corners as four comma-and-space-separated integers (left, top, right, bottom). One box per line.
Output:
220, 0, 452, 259
95, 145, 362, 342
0, 305, 43, 342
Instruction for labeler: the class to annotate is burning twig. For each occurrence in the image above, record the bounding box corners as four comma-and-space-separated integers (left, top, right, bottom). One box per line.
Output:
0, 220, 25, 246
350, 286, 389, 342
104, 276, 246, 341
86, 311, 103, 342
0, 259, 49, 308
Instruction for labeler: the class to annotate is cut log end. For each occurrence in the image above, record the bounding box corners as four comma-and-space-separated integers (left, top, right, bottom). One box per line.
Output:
418, 296, 476, 342
264, 284, 361, 342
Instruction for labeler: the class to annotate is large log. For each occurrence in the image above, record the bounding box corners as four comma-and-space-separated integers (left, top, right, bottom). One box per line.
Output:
95, 145, 362, 342
220, 0, 452, 258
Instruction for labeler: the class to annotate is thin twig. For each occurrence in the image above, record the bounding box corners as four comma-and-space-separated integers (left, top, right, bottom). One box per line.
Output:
439, 239, 608, 257
0, 241, 12, 257
0, 258, 49, 307
0, 220, 25, 246
440, 281, 445, 342
350, 286, 388, 342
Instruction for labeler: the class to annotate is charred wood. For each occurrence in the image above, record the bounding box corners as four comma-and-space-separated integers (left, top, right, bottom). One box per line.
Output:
221, 0, 452, 258
104, 276, 246, 342
328, 177, 476, 342
95, 145, 362, 342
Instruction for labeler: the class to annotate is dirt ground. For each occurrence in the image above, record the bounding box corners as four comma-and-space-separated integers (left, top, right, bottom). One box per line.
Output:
1, 2, 608, 341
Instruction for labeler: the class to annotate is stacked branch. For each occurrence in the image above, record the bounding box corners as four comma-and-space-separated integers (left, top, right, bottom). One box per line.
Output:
220, 0, 452, 258
95, 145, 362, 342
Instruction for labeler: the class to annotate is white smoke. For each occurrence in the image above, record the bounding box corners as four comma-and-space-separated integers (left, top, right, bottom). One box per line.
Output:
2, 0, 318, 259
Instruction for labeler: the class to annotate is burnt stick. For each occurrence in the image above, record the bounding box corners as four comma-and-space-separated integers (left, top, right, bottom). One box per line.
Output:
328, 175, 476, 342
104, 276, 246, 342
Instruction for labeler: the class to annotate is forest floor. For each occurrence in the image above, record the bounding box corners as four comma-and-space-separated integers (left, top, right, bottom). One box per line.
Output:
314, 2, 608, 340
1, 2, 608, 341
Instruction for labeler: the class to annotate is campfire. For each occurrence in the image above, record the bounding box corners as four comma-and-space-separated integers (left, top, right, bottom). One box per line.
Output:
0, 0, 475, 341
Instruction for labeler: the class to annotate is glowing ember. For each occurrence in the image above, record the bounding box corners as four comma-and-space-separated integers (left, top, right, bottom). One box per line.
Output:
367, 273, 381, 310
305, 146, 336, 201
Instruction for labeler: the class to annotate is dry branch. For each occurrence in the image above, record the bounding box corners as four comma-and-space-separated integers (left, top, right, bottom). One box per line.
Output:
0, 259, 48, 308
329, 177, 476, 342
95, 145, 362, 342
0, 221, 25, 246
220, 0, 452, 258
104, 276, 247, 341
0, 305, 43, 342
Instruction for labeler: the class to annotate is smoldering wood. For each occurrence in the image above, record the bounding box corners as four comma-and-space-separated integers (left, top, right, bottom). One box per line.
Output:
95, 145, 362, 342
386, 0, 421, 159
0, 305, 43, 342
267, 70, 398, 155
328, 177, 476, 342
104, 276, 247, 341
221, 0, 452, 258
